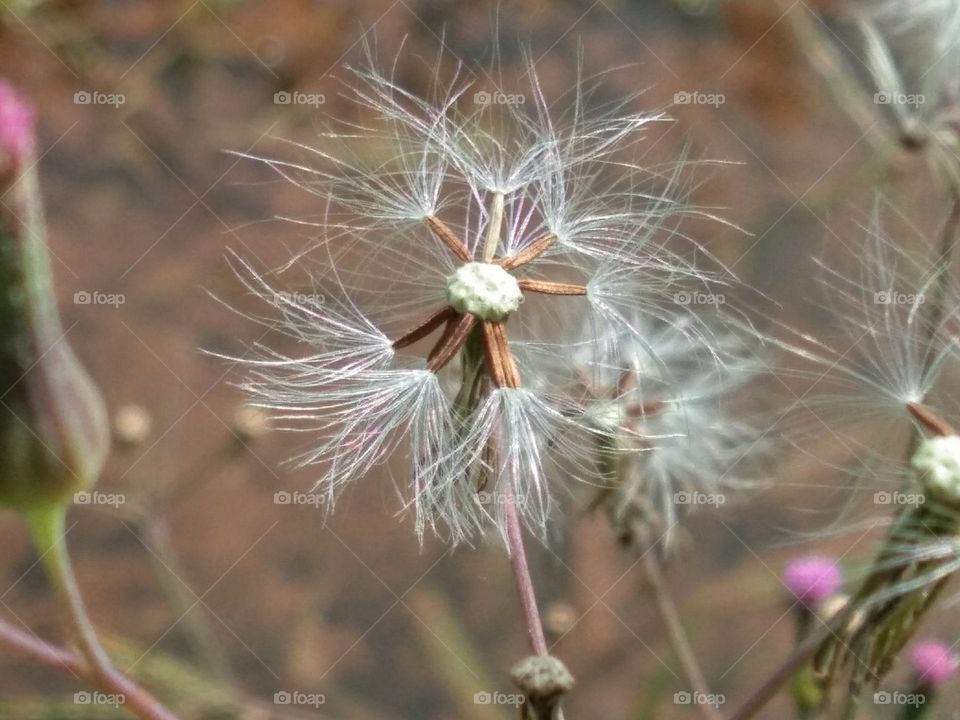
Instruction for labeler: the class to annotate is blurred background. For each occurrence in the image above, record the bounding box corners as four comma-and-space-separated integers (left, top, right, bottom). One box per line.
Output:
1, 0, 958, 718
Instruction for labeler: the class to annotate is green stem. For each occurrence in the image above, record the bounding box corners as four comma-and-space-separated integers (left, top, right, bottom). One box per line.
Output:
26, 503, 114, 679
25, 503, 181, 720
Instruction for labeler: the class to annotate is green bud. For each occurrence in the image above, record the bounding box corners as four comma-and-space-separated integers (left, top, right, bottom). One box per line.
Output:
0, 81, 109, 511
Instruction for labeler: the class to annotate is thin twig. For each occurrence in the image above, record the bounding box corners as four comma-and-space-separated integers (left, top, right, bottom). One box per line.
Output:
725, 614, 848, 720
639, 546, 722, 720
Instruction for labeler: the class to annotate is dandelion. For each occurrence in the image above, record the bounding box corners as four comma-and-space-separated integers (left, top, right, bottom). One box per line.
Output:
227, 47, 718, 546
578, 316, 765, 551
853, 0, 960, 175
761, 206, 960, 692
763, 207, 958, 470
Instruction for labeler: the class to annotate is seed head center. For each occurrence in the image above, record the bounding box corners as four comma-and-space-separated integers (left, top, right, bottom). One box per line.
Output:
446, 262, 522, 321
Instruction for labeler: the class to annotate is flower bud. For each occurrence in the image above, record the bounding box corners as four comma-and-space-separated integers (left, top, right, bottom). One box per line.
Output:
0, 81, 109, 511
910, 639, 958, 689
783, 555, 843, 606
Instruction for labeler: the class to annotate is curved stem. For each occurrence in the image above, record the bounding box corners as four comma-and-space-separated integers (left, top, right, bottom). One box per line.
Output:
26, 503, 181, 720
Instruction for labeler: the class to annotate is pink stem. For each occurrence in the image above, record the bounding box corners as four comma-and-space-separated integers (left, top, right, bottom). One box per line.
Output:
503, 483, 548, 656
0, 617, 179, 720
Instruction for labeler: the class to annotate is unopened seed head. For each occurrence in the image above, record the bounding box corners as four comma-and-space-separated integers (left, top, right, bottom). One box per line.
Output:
446, 262, 521, 321
912, 435, 960, 502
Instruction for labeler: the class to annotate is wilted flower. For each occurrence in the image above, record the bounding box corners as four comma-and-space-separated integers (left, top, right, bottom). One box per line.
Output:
0, 80, 109, 512
227, 49, 721, 544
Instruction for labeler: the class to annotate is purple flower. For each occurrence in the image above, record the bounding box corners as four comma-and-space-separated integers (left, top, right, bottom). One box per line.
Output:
783, 556, 842, 605
910, 640, 959, 688
0, 80, 34, 168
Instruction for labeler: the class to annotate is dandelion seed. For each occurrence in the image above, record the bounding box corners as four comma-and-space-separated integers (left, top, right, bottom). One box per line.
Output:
224, 47, 721, 544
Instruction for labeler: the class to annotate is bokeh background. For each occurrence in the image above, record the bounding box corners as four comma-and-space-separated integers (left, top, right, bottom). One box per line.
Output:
1, 0, 959, 718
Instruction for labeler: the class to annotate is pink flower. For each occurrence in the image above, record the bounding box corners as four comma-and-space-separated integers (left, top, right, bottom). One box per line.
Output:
783, 555, 842, 605
0, 80, 35, 167
910, 640, 959, 688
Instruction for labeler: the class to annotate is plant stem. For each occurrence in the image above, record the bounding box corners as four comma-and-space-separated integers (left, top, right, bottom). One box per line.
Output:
503, 484, 548, 657
0, 615, 82, 673
640, 549, 722, 720
25, 503, 181, 720
725, 615, 845, 720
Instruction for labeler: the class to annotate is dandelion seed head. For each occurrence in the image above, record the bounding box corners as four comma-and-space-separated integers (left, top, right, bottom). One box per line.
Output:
226, 43, 730, 544
446, 262, 522, 321
912, 435, 960, 502
783, 555, 843, 605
